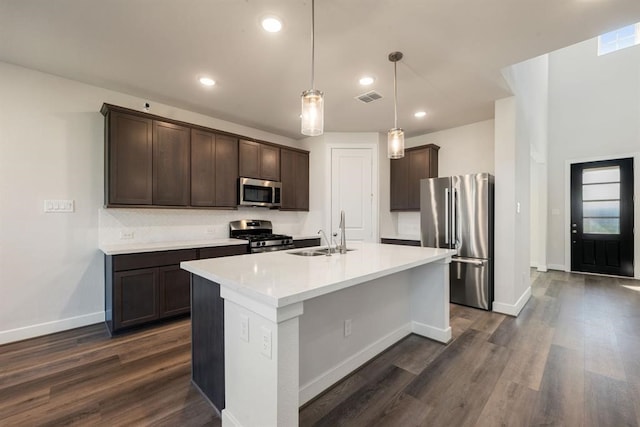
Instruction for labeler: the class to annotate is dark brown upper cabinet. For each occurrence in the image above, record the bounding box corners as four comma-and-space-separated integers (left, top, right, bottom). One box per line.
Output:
107, 111, 153, 205
191, 130, 239, 208
280, 148, 309, 211
390, 144, 439, 211
152, 121, 190, 206
102, 104, 306, 210
239, 139, 280, 181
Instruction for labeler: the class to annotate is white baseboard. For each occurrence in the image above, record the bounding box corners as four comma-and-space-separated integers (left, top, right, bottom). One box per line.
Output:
0, 311, 105, 345
221, 410, 242, 427
492, 287, 532, 317
411, 321, 451, 343
547, 264, 567, 272
536, 265, 548, 272
298, 323, 411, 405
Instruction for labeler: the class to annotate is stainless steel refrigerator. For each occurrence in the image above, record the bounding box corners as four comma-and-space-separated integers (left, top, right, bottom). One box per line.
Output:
420, 173, 494, 310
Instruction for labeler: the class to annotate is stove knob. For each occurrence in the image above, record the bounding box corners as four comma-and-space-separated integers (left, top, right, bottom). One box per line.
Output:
261, 241, 266, 246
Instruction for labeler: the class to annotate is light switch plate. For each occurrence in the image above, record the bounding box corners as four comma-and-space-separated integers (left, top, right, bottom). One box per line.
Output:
44, 199, 74, 213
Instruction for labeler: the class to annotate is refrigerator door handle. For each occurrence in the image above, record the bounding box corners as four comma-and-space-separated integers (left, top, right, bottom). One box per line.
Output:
452, 188, 457, 247
452, 257, 486, 267
444, 189, 450, 244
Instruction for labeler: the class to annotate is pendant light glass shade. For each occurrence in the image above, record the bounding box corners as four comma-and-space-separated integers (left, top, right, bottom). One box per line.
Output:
388, 127, 405, 159
388, 51, 404, 159
301, 89, 324, 136
301, 0, 324, 136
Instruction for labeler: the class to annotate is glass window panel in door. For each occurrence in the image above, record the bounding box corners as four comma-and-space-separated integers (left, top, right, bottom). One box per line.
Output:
582, 166, 620, 184
583, 218, 620, 234
582, 183, 620, 201
582, 201, 620, 217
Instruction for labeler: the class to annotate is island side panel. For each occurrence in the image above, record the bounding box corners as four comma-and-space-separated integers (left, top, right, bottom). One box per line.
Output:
222, 300, 300, 427
409, 259, 452, 343
191, 275, 225, 412
298, 271, 413, 405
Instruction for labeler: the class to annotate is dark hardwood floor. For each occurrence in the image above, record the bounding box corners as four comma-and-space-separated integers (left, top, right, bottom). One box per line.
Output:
2, 270, 640, 426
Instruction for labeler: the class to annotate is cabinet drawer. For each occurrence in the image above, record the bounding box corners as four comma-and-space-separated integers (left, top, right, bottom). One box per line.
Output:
199, 245, 248, 259
113, 249, 197, 272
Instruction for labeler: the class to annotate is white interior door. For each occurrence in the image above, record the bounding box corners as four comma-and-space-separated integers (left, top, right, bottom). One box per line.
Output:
330, 147, 374, 242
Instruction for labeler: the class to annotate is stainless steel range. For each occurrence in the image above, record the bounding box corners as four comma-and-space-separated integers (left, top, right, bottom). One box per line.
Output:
229, 220, 294, 253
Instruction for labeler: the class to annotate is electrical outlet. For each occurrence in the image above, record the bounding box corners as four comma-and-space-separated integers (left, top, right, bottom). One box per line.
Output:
240, 314, 249, 342
344, 319, 352, 337
261, 326, 272, 359
205, 227, 216, 235
120, 231, 134, 240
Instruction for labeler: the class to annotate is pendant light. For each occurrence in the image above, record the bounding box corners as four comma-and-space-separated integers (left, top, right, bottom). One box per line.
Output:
301, 0, 324, 136
388, 51, 404, 159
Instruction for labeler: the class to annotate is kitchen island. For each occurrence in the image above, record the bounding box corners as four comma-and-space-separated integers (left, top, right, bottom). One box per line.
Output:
181, 242, 456, 427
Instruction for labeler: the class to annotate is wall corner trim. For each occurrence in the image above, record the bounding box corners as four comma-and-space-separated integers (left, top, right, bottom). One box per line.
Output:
0, 311, 105, 345
492, 286, 532, 317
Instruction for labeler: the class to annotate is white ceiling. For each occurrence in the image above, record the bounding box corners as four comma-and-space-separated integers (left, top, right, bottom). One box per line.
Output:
2, 0, 640, 140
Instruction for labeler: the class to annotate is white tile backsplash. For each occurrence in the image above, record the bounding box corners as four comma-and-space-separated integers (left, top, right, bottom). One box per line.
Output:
397, 212, 421, 237
99, 207, 318, 245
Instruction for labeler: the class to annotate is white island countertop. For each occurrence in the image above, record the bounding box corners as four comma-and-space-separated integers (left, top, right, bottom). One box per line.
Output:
181, 241, 456, 308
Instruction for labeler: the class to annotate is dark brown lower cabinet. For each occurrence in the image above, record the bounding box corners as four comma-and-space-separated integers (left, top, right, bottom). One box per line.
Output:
105, 245, 249, 334
113, 268, 159, 330
380, 238, 421, 247
294, 237, 321, 248
158, 266, 191, 317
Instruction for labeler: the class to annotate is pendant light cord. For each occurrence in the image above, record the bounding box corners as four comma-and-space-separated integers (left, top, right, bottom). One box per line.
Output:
311, 0, 315, 90
393, 60, 398, 129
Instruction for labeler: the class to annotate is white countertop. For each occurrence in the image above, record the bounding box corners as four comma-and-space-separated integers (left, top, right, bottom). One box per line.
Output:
99, 238, 247, 255
99, 235, 320, 255
181, 241, 456, 308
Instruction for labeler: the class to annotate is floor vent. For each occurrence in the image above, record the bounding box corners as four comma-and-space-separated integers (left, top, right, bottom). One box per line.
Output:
355, 90, 383, 103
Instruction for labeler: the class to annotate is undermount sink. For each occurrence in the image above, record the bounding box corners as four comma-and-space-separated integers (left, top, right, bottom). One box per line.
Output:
288, 248, 355, 256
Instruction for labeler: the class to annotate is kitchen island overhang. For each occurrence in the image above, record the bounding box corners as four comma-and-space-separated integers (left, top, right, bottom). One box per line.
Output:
182, 242, 456, 427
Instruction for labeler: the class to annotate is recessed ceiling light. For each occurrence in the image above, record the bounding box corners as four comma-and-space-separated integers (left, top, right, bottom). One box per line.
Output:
261, 16, 283, 33
359, 76, 375, 86
199, 77, 216, 87
414, 111, 427, 118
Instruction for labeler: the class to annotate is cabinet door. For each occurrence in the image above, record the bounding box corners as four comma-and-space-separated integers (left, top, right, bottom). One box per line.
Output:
108, 112, 153, 205
191, 129, 216, 206
215, 135, 239, 207
159, 265, 191, 317
113, 268, 159, 330
280, 149, 296, 210
408, 148, 430, 210
153, 120, 190, 206
239, 140, 280, 181
390, 155, 409, 210
191, 131, 239, 207
281, 149, 309, 211
260, 144, 280, 181
239, 140, 260, 179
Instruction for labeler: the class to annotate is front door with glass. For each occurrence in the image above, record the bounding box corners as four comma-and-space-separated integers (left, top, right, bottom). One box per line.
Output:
570, 158, 634, 277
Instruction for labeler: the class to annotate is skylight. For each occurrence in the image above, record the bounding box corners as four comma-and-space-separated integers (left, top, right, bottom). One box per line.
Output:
597, 23, 640, 56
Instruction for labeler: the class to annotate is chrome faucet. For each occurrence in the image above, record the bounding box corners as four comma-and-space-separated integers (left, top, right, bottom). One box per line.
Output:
317, 229, 332, 256
338, 210, 347, 254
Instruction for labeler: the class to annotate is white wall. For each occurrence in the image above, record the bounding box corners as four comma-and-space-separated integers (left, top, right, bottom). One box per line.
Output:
547, 38, 640, 274
502, 54, 550, 275
379, 119, 495, 239
0, 61, 316, 344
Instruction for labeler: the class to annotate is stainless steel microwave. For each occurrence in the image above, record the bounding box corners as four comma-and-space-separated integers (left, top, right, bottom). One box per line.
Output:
238, 177, 282, 208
